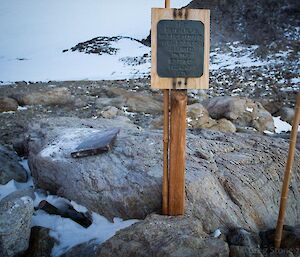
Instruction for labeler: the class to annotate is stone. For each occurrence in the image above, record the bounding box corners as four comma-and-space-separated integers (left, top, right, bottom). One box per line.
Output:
187, 103, 213, 128
202, 96, 275, 132
99, 106, 119, 119
62, 214, 229, 257
17, 87, 74, 106
278, 107, 295, 125
0, 97, 18, 112
95, 88, 162, 114
23, 226, 57, 257
0, 145, 28, 185
0, 193, 34, 257
187, 104, 236, 132
209, 118, 236, 133
227, 228, 260, 248
27, 117, 300, 232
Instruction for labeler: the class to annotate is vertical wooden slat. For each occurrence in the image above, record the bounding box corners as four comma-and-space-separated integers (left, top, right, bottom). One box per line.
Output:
168, 89, 187, 215
162, 0, 171, 216
162, 89, 170, 215
275, 91, 300, 248
165, 0, 170, 8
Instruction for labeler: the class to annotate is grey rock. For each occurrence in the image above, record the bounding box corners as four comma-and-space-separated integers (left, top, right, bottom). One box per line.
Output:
202, 96, 275, 132
99, 106, 119, 119
0, 97, 18, 112
0, 145, 28, 185
16, 87, 74, 106
227, 228, 260, 248
187, 104, 236, 132
260, 225, 300, 249
1, 188, 35, 202
23, 226, 57, 257
95, 88, 162, 114
278, 107, 295, 125
0, 193, 34, 257
27, 117, 300, 232
209, 118, 236, 133
229, 246, 263, 257
62, 214, 229, 257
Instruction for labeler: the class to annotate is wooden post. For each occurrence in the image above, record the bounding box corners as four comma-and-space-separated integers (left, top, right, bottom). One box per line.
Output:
168, 89, 187, 215
275, 91, 300, 248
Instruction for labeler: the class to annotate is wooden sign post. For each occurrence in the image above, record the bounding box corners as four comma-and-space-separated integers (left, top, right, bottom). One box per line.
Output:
151, 2, 210, 215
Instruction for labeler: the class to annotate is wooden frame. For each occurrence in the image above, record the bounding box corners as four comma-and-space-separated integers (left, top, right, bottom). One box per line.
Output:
151, 8, 210, 89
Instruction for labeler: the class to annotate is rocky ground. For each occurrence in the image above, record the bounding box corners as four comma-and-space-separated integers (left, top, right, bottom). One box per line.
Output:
0, 77, 299, 257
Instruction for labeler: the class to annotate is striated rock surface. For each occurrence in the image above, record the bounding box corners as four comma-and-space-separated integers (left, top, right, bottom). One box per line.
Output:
27, 117, 300, 232
62, 214, 229, 257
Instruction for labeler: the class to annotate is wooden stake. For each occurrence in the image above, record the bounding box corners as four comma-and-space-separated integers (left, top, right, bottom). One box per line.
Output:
162, 0, 171, 215
275, 91, 300, 248
168, 90, 187, 215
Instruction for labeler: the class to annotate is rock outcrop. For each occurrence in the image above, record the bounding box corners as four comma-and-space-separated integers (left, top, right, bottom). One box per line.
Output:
27, 117, 300, 234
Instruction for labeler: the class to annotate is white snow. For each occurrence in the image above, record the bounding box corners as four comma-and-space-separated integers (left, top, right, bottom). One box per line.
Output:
0, 0, 190, 83
32, 192, 138, 256
0, 160, 138, 256
0, 159, 33, 200
273, 116, 300, 133
246, 107, 253, 113
212, 228, 221, 238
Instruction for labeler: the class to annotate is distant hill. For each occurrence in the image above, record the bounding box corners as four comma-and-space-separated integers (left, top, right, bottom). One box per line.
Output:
142, 0, 300, 46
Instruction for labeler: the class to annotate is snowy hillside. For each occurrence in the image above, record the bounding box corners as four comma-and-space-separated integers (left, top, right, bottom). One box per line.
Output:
0, 0, 190, 83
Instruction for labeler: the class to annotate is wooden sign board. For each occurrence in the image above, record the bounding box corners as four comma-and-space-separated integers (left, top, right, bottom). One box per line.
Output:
151, 8, 210, 89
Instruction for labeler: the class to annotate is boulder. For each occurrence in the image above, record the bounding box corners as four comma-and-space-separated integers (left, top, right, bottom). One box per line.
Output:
98, 106, 119, 119
209, 118, 236, 133
0, 97, 18, 112
28, 117, 300, 232
23, 226, 57, 257
95, 88, 162, 114
202, 96, 275, 132
0, 145, 28, 184
0, 193, 34, 257
227, 228, 260, 248
187, 104, 236, 132
278, 107, 295, 125
62, 214, 229, 257
16, 87, 74, 106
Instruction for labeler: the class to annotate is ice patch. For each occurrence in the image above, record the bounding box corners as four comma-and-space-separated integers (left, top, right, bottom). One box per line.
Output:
273, 116, 300, 133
